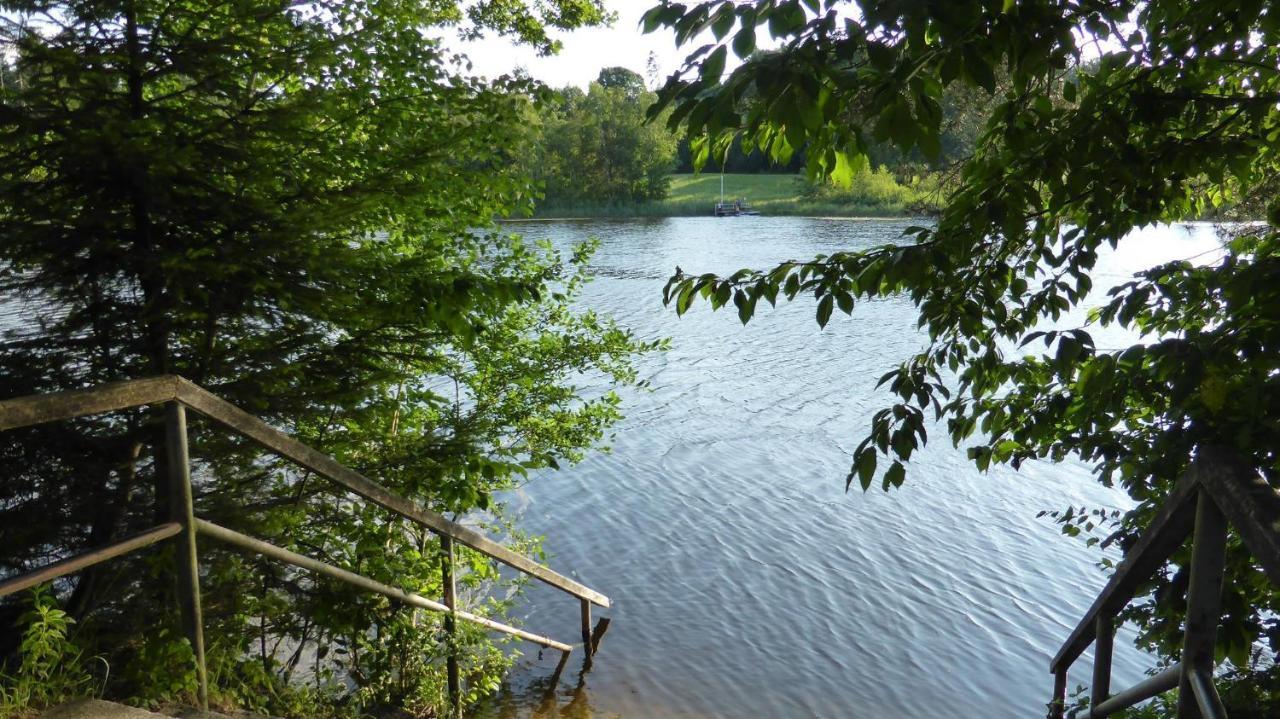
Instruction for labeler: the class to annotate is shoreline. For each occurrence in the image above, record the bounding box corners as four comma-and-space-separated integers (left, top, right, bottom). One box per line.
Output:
501, 215, 1252, 224
501, 213, 935, 222
503, 172, 945, 221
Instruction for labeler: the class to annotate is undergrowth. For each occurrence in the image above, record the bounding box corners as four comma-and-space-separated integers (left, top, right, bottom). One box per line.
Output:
0, 587, 97, 717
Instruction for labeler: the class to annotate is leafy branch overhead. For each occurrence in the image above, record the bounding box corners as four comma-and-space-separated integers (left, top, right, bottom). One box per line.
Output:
649, 0, 1280, 664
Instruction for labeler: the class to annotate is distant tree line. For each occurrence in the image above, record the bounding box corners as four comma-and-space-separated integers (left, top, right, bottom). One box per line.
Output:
523, 61, 992, 208
522, 67, 677, 207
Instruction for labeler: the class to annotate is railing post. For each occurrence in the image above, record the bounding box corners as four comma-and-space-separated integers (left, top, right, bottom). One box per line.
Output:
589, 615, 611, 655
1091, 616, 1114, 711
165, 402, 208, 711
580, 598, 593, 661
1177, 490, 1228, 719
1049, 667, 1067, 719
440, 533, 461, 719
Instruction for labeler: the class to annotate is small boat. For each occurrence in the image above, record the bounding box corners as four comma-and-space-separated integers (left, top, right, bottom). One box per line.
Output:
713, 173, 760, 217
714, 199, 760, 216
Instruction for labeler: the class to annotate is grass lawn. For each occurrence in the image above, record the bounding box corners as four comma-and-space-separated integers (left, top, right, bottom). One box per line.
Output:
530, 173, 941, 218
665, 173, 809, 213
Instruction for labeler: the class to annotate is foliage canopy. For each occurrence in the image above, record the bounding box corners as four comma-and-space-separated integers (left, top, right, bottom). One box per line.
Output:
650, 0, 1280, 671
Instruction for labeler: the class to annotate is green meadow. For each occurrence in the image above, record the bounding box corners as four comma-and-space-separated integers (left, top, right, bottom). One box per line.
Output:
529, 171, 944, 218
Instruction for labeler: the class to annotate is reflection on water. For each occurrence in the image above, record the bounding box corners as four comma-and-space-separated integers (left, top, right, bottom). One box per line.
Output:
476, 218, 1223, 718
485, 659, 617, 719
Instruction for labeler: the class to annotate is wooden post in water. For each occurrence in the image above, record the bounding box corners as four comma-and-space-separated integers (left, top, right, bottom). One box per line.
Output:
589, 616, 611, 655
165, 402, 208, 711
440, 533, 461, 718
550, 648, 571, 685
1091, 615, 1114, 711
1177, 491, 1228, 719
580, 598, 593, 665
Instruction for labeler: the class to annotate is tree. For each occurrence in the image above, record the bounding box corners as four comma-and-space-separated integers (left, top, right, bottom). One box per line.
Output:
649, 0, 1280, 688
597, 65, 647, 98
526, 67, 678, 208
0, 0, 661, 714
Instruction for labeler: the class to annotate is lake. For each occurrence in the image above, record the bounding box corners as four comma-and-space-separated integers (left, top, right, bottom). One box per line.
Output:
478, 217, 1223, 718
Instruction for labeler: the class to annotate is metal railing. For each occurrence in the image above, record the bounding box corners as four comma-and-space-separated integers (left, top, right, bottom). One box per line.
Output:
1048, 448, 1280, 719
0, 375, 611, 713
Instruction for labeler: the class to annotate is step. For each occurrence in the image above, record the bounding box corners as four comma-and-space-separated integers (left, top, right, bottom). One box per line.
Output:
42, 700, 272, 719
42, 700, 168, 719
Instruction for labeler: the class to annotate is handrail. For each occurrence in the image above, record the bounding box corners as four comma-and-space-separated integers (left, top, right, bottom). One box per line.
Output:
0, 523, 183, 598
194, 519, 572, 652
0, 376, 613, 712
1071, 663, 1182, 719
0, 375, 180, 430
1048, 448, 1280, 719
176, 378, 611, 607
1194, 451, 1280, 584
1050, 473, 1201, 674
0, 375, 608, 608
1188, 667, 1227, 719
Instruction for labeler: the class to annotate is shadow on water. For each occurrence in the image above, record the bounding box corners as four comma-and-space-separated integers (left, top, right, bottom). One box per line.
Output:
481, 654, 611, 719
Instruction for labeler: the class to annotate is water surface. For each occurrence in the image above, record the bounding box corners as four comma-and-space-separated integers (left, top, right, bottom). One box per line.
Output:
478, 217, 1221, 718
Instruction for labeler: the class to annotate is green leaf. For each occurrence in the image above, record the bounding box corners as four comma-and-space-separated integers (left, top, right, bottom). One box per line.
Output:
831, 151, 855, 187
866, 42, 894, 71
712, 7, 736, 41
855, 448, 877, 490
966, 52, 996, 93
734, 289, 757, 324
1054, 335, 1082, 373
767, 1, 806, 38
676, 283, 697, 315
883, 461, 905, 489
701, 45, 728, 82
640, 7, 664, 33
713, 282, 732, 308
816, 293, 834, 327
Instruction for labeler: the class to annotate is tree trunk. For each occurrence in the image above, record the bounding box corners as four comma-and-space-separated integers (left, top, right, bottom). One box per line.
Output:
66, 440, 144, 620
123, 0, 174, 524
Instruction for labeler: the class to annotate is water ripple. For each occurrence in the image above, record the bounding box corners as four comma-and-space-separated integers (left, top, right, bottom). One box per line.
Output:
479, 217, 1224, 718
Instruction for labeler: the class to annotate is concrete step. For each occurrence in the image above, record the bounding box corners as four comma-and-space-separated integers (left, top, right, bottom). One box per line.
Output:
42, 700, 167, 719
42, 700, 273, 719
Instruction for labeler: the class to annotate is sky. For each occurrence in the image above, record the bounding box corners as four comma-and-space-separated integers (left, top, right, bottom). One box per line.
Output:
450, 2, 698, 89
